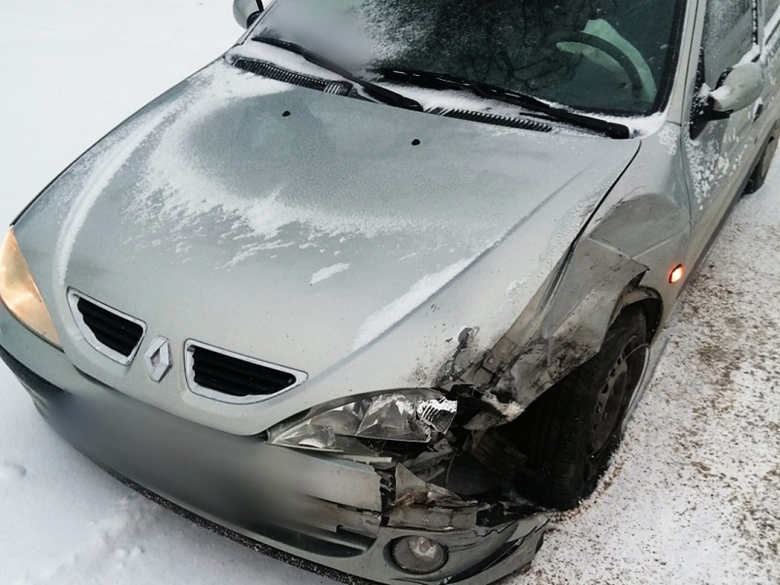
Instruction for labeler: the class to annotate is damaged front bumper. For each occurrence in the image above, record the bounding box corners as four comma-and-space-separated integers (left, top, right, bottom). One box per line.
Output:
0, 329, 548, 585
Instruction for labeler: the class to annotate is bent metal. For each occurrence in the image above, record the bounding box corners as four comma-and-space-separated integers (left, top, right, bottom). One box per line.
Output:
0, 0, 777, 583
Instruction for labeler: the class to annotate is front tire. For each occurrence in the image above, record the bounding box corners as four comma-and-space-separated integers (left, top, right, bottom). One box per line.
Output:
744, 122, 779, 195
511, 307, 648, 510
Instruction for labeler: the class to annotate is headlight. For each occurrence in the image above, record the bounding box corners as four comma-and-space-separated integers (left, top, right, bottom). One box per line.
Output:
268, 390, 457, 457
0, 228, 61, 348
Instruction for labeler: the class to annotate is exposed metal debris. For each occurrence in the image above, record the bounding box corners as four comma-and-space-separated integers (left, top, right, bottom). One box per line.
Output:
439, 237, 649, 431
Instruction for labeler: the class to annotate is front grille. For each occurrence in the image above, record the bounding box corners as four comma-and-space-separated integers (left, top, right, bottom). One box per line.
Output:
186, 342, 305, 403
68, 291, 146, 364
232, 58, 352, 96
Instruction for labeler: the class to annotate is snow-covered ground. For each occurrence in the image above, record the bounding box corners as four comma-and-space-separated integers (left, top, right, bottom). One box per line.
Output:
0, 2, 778, 584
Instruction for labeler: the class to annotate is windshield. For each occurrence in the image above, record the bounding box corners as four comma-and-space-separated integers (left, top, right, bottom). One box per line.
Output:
253, 0, 684, 116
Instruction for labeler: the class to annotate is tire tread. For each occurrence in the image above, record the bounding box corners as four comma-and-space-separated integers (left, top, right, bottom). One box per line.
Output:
512, 308, 646, 509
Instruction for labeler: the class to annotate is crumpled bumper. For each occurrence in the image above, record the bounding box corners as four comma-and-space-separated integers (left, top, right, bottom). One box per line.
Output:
0, 308, 548, 585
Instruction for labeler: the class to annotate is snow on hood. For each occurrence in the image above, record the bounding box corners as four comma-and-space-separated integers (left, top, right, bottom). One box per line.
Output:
21, 58, 639, 389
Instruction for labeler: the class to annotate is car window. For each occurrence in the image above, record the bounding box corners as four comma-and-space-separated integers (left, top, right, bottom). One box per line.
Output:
767, 0, 780, 34
702, 0, 755, 87
254, 0, 684, 116
767, 0, 780, 20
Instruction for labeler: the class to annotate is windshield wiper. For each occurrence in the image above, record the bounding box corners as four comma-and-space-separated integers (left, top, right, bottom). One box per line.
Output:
373, 68, 630, 139
253, 37, 423, 112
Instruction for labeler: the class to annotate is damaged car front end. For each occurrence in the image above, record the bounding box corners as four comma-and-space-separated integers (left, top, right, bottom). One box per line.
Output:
9, 0, 770, 582
0, 131, 670, 583
0, 330, 548, 584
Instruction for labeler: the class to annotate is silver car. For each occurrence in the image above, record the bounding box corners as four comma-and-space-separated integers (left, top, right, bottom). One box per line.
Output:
1, 0, 777, 583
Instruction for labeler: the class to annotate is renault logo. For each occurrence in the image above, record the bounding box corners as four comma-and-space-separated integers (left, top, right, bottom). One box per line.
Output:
144, 337, 172, 383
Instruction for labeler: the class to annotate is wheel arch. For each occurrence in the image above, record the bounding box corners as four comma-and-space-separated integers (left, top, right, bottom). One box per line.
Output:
451, 237, 657, 429
611, 285, 664, 344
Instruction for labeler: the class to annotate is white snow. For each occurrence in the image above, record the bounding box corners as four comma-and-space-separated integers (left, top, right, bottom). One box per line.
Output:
709, 84, 733, 102
657, 123, 681, 156
381, 82, 536, 122
1, 2, 779, 585
739, 43, 762, 66
55, 97, 187, 285
0, 462, 27, 482
310, 263, 351, 285
121, 69, 444, 267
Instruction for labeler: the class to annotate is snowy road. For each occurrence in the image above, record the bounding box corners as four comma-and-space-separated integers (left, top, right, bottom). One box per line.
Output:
0, 2, 778, 584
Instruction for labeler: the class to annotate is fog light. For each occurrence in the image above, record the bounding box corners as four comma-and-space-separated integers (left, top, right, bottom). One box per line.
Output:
391, 536, 447, 575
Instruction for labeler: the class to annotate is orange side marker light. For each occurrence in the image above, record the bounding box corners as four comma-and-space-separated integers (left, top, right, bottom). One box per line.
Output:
670, 265, 685, 284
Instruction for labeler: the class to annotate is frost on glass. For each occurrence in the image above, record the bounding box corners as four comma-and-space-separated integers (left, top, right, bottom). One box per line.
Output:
252, 0, 682, 115
702, 0, 754, 86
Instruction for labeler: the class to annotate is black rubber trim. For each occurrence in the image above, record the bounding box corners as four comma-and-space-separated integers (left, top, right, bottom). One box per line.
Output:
439, 109, 553, 132
0, 342, 65, 405
232, 58, 352, 96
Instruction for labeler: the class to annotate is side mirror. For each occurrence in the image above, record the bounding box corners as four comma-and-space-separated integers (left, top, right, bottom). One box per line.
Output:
233, 0, 264, 29
708, 62, 765, 118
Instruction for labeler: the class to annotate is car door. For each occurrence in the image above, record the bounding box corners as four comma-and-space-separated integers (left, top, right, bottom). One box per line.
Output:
683, 0, 764, 262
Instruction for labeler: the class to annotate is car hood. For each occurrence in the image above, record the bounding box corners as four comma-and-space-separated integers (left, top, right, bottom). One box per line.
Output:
17, 59, 640, 434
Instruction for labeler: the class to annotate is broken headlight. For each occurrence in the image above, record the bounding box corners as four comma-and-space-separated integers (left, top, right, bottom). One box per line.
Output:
268, 390, 457, 457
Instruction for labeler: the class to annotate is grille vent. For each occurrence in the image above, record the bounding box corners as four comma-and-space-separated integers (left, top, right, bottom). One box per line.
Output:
438, 109, 553, 133
186, 342, 306, 404
232, 58, 351, 96
68, 291, 146, 364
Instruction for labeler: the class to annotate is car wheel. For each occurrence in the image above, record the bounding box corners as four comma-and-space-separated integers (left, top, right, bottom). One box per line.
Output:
511, 306, 648, 510
744, 122, 779, 195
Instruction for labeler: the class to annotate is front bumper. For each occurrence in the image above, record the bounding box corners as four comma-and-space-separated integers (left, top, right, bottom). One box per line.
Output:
0, 307, 548, 585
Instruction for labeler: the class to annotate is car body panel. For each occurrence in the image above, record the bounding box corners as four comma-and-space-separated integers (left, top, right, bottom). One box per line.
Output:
13, 58, 639, 435
682, 0, 780, 274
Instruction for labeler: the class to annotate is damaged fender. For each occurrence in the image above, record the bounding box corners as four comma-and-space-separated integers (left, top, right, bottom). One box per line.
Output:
451, 237, 649, 429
